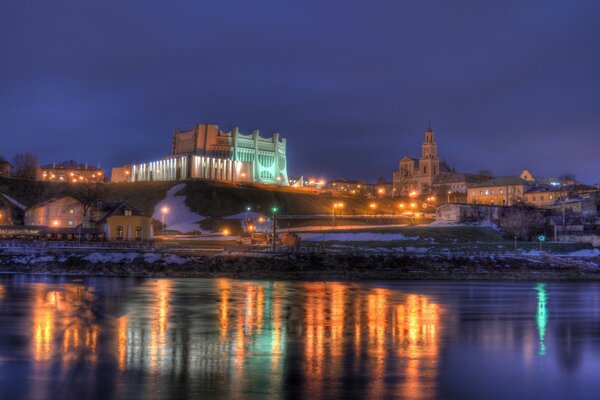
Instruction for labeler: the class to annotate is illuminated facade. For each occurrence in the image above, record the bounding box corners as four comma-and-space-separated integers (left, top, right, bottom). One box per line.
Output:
112, 122, 289, 186
25, 196, 84, 227
392, 124, 451, 196
37, 161, 104, 183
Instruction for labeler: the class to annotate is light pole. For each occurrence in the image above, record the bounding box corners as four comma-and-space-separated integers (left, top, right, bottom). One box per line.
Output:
332, 202, 344, 229
161, 206, 169, 235
447, 191, 452, 204
271, 206, 278, 253
245, 206, 251, 233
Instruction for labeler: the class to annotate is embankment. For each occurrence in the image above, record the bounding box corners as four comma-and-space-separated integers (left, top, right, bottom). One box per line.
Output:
0, 251, 599, 280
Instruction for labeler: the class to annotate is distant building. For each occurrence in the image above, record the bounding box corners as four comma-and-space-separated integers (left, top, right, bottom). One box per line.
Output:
467, 170, 536, 205
329, 179, 373, 196
392, 124, 451, 196
0, 160, 12, 177
523, 186, 565, 208
37, 161, 104, 183
94, 201, 153, 241
25, 196, 153, 240
25, 196, 84, 227
432, 172, 490, 195
112, 122, 289, 186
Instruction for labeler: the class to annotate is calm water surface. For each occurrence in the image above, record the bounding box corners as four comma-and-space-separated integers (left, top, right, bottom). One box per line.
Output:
0, 275, 599, 399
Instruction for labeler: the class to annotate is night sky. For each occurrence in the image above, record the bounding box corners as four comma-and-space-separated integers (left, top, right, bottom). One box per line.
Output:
1, 1, 599, 183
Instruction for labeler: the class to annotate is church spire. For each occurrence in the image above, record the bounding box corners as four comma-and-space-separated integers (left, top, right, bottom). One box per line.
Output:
426, 118, 432, 133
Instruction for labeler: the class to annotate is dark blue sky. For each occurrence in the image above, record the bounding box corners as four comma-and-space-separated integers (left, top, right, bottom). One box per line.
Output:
1, 0, 599, 183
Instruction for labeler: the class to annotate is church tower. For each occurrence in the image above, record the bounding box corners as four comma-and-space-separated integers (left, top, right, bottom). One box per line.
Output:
418, 122, 440, 193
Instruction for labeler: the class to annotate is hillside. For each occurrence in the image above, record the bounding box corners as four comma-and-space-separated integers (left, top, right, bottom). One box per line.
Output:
0, 177, 407, 220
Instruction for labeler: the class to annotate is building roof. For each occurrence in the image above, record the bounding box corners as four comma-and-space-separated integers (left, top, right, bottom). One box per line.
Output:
95, 200, 146, 223
470, 175, 532, 188
40, 160, 102, 171
524, 186, 564, 194
28, 196, 80, 210
433, 172, 489, 185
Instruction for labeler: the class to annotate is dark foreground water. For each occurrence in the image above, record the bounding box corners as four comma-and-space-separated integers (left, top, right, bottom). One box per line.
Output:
0, 276, 599, 400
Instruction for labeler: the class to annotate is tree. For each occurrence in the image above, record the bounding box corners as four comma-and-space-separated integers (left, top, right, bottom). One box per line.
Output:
499, 205, 544, 241
559, 172, 576, 184
12, 153, 38, 180
69, 183, 108, 227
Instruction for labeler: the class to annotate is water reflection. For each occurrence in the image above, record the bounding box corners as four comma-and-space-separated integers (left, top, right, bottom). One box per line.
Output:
536, 283, 548, 356
1, 277, 600, 399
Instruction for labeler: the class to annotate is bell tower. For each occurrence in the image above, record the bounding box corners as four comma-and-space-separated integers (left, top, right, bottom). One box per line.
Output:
418, 122, 440, 193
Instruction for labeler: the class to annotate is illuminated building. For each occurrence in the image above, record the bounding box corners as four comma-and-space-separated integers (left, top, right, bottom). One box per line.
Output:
392, 124, 451, 196
467, 170, 536, 205
24, 196, 84, 228
111, 122, 289, 186
37, 160, 104, 183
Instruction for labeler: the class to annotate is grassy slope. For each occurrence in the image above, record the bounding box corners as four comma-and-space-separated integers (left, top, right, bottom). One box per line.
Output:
179, 180, 403, 217
0, 177, 405, 218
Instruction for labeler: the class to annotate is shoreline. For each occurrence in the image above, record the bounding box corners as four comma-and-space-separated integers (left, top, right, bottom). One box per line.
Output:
1, 252, 599, 281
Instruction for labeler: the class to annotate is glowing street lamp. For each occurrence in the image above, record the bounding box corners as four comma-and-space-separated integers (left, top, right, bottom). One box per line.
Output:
271, 206, 279, 253
161, 206, 169, 234
409, 191, 417, 197
222, 228, 230, 236
332, 202, 344, 228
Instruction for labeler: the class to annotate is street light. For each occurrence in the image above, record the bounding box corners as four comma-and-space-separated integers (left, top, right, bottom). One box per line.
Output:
161, 206, 169, 235
447, 191, 452, 204
332, 202, 344, 228
222, 228, 230, 236
271, 207, 279, 253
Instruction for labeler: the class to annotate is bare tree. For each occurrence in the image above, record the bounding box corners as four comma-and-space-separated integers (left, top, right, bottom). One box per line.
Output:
12, 153, 38, 180
559, 172, 576, 185
499, 205, 544, 241
69, 183, 108, 227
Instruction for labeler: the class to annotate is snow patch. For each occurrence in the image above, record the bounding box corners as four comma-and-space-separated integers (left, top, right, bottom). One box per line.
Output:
152, 184, 206, 233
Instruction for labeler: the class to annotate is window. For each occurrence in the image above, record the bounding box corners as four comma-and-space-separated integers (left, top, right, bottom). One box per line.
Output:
491, 190, 494, 195
69, 209, 74, 214
116, 226, 124, 240
68, 220, 74, 226
124, 210, 132, 216
540, 196, 544, 201
485, 190, 489, 195
135, 226, 142, 241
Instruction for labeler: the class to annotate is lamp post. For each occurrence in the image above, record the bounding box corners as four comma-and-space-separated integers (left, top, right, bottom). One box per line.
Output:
161, 206, 169, 235
447, 191, 452, 204
332, 202, 344, 229
369, 202, 377, 216
245, 206, 251, 233
271, 207, 279, 253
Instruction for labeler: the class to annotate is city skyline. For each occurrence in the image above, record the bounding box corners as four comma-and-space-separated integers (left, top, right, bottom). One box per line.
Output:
1, 1, 599, 183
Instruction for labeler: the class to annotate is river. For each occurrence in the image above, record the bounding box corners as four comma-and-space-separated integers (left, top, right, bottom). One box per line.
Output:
0, 275, 599, 399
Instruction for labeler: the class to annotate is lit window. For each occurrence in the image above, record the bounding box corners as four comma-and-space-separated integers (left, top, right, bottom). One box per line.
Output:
68, 220, 74, 226
69, 209, 74, 214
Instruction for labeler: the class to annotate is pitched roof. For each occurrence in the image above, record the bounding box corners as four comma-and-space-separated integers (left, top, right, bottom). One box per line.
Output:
95, 200, 145, 223
433, 172, 489, 185
470, 175, 532, 188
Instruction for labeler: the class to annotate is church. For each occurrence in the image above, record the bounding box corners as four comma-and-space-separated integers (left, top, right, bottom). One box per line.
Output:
392, 124, 451, 196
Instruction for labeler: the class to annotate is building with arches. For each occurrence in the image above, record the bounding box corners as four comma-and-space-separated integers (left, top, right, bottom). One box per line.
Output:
112, 122, 289, 186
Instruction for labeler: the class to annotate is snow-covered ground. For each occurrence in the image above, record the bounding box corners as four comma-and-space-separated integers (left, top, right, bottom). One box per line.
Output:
298, 232, 418, 242
152, 184, 206, 233
428, 220, 501, 231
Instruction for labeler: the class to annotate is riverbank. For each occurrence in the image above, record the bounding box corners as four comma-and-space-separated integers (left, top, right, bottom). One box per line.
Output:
0, 251, 599, 280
